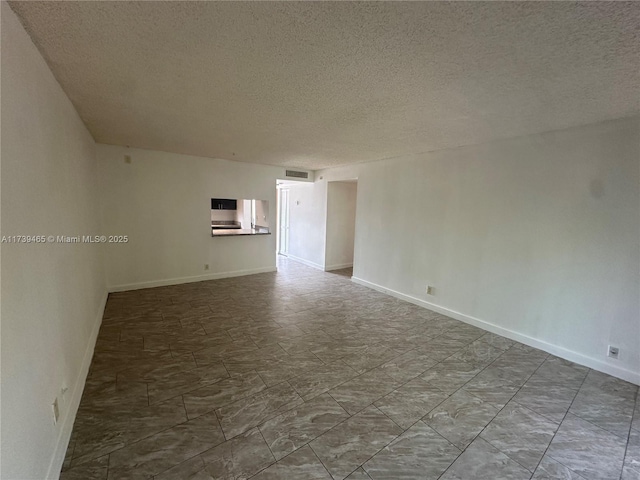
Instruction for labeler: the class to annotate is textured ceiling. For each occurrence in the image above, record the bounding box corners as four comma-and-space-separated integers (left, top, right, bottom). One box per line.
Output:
8, 1, 640, 170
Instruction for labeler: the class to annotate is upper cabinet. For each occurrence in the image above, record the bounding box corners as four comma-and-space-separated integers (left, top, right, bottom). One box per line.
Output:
211, 198, 237, 210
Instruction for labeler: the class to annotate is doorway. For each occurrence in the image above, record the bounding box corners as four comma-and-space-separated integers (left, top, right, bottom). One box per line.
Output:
325, 180, 358, 272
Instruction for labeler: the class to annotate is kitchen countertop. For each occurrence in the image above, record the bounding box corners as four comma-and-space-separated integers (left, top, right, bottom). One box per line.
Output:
212, 228, 270, 236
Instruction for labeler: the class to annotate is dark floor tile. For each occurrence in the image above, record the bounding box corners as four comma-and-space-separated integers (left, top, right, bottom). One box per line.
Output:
200, 427, 275, 479
423, 390, 500, 449
363, 421, 460, 479
259, 393, 349, 460
250, 445, 332, 479
374, 377, 448, 430
546, 414, 627, 480
310, 406, 402, 480
64, 258, 638, 480
480, 402, 559, 471
60, 455, 108, 480
439, 437, 531, 480
182, 371, 267, 419
107, 412, 225, 479
512, 373, 579, 423
420, 359, 482, 394
216, 381, 304, 438
328, 368, 402, 415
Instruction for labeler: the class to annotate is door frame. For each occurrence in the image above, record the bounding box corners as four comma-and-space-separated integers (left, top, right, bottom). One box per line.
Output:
277, 187, 290, 256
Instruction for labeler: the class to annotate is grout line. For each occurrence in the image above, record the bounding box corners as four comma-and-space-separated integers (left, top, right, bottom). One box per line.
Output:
433, 347, 551, 479
69, 260, 631, 480
619, 392, 640, 480
518, 364, 589, 477
256, 427, 278, 465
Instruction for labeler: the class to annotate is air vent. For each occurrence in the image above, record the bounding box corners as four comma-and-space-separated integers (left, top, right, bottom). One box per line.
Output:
285, 170, 309, 179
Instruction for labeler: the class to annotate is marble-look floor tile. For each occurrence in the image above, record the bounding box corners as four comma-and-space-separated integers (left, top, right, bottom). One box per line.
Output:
536, 357, 589, 390
546, 413, 627, 480
116, 352, 198, 382
622, 429, 640, 480
420, 359, 482, 394
378, 350, 438, 383
107, 412, 225, 480
310, 406, 402, 480
216, 381, 304, 438
440, 437, 531, 480
259, 393, 349, 460
450, 341, 505, 369
221, 345, 289, 375
462, 371, 520, 408
255, 353, 325, 387
200, 427, 275, 479
413, 337, 469, 361
481, 402, 559, 471
569, 383, 635, 438
477, 332, 515, 350
632, 399, 640, 432
328, 368, 402, 415
251, 445, 332, 480
154, 455, 211, 480
288, 363, 359, 401
423, 390, 500, 449
345, 467, 372, 479
147, 362, 229, 404
72, 396, 188, 462
581, 370, 638, 400
374, 377, 448, 430
250, 325, 307, 347
532, 456, 586, 479
341, 345, 402, 374
513, 374, 578, 423
182, 371, 267, 419
59, 455, 108, 480
65, 259, 639, 480
191, 339, 260, 366
483, 351, 544, 387
363, 421, 460, 480
78, 377, 149, 412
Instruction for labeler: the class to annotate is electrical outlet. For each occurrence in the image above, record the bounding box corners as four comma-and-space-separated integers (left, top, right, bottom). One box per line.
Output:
52, 398, 59, 425
204, 264, 210, 271
426, 285, 434, 295
608, 345, 619, 359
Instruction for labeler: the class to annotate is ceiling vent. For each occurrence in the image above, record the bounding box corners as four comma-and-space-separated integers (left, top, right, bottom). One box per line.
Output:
285, 170, 309, 179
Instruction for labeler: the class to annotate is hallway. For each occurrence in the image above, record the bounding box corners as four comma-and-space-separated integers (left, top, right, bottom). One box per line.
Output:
62, 258, 639, 480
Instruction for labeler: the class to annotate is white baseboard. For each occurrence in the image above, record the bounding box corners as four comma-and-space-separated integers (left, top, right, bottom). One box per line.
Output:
46, 289, 108, 479
352, 276, 640, 386
108, 266, 277, 292
285, 255, 325, 271
324, 262, 353, 272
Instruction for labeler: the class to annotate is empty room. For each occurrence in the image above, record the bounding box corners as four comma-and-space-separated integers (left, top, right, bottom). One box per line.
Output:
1, 2, 639, 480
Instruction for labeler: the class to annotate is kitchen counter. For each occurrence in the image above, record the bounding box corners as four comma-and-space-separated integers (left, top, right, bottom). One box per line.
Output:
212, 228, 270, 237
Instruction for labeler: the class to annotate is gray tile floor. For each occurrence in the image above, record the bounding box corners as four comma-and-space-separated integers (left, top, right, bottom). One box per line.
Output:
61, 257, 639, 480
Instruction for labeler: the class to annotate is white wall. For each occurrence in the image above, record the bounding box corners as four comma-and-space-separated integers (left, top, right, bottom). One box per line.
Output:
211, 209, 236, 222
1, 4, 107, 478
97, 145, 284, 291
286, 182, 328, 269
254, 200, 270, 229
301, 117, 640, 384
325, 181, 357, 270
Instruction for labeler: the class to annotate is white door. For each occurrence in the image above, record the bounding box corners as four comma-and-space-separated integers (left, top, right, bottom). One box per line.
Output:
278, 189, 290, 255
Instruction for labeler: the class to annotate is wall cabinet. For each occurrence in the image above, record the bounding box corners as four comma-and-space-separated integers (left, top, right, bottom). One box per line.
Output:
211, 198, 237, 210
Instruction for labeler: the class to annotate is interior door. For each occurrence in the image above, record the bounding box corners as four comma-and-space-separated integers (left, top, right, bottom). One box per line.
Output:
278, 189, 290, 255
